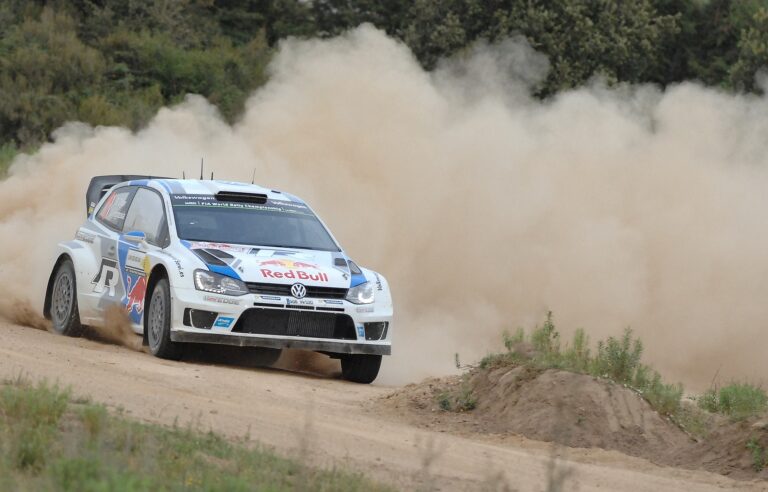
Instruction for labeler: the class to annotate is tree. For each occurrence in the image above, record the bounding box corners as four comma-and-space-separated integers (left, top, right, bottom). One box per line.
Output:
0, 8, 106, 145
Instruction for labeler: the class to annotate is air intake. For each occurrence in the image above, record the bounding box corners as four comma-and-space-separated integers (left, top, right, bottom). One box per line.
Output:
215, 191, 268, 204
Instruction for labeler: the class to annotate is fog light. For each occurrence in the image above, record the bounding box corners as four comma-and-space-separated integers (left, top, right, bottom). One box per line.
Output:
183, 308, 218, 329
364, 322, 388, 340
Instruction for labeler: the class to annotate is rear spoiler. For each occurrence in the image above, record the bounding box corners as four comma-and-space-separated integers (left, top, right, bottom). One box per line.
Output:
86, 175, 169, 216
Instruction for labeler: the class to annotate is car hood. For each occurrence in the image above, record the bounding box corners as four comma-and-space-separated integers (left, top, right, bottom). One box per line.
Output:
184, 241, 352, 288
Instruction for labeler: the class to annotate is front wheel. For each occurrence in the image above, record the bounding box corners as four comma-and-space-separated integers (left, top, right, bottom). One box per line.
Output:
49, 259, 84, 337
341, 354, 382, 384
146, 278, 182, 360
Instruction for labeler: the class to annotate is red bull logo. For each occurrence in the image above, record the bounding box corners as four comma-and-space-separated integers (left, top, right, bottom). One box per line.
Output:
125, 275, 147, 314
261, 269, 329, 282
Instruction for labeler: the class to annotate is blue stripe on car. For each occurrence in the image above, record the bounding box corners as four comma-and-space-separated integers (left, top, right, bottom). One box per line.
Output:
350, 273, 367, 288
207, 263, 242, 280
154, 179, 173, 193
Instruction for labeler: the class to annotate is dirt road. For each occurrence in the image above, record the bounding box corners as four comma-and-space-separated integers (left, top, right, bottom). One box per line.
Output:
0, 322, 763, 491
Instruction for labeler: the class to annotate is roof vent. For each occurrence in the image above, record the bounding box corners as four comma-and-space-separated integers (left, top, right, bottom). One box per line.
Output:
215, 191, 268, 204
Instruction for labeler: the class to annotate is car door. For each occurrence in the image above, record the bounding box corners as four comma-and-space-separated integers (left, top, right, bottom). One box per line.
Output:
79, 186, 137, 322
119, 187, 170, 328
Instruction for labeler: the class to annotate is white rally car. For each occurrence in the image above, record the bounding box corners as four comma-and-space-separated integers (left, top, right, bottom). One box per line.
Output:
44, 175, 392, 383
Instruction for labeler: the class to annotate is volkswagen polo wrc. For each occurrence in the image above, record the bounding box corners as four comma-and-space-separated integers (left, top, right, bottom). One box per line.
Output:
44, 175, 392, 383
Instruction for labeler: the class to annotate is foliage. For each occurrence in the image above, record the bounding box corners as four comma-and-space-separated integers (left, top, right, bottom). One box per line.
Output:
436, 382, 477, 412
2, 0, 768, 150
747, 437, 767, 472
672, 400, 714, 439
0, 378, 390, 491
698, 382, 768, 421
480, 313, 683, 416
0, 3, 271, 148
306, 0, 768, 95
0, 143, 19, 176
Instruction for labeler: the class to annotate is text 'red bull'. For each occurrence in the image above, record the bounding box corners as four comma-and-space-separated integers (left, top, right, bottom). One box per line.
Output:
260, 269, 329, 282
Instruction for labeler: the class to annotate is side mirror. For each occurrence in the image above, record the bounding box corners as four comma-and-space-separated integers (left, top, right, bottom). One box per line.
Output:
123, 231, 146, 244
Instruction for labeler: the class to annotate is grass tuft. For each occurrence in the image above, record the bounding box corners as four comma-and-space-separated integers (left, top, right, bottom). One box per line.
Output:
698, 383, 768, 421
0, 380, 70, 470
747, 437, 767, 472
0, 380, 391, 491
436, 385, 477, 412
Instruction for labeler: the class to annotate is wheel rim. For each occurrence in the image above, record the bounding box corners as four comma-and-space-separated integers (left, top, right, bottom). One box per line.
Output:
148, 289, 165, 351
51, 270, 74, 328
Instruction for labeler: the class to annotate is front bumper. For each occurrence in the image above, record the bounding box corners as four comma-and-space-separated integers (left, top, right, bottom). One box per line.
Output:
169, 286, 392, 356
170, 330, 390, 355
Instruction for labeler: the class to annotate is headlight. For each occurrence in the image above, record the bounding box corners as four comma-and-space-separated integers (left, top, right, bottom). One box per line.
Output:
194, 269, 248, 296
346, 282, 375, 304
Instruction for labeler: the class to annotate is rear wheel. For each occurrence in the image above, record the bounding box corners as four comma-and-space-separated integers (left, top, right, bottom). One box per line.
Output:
49, 259, 84, 337
341, 354, 382, 384
146, 278, 182, 360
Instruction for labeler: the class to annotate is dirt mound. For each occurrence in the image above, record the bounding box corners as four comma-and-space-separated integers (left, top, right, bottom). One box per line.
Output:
676, 419, 768, 480
380, 367, 768, 481
471, 367, 693, 458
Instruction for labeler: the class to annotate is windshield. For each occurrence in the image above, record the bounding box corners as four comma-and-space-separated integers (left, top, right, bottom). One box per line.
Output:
170, 194, 340, 252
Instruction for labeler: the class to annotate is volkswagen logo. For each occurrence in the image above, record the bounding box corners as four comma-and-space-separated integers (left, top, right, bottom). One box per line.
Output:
290, 283, 307, 299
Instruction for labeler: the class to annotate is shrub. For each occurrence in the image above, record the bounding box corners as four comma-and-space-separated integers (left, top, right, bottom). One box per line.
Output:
593, 329, 643, 385
477, 314, 684, 416
0, 142, 17, 175
436, 385, 476, 412
698, 383, 768, 420
747, 437, 767, 472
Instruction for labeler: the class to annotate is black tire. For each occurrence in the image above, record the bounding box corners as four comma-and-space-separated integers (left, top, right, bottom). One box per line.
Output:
49, 259, 84, 337
341, 354, 382, 384
146, 277, 182, 360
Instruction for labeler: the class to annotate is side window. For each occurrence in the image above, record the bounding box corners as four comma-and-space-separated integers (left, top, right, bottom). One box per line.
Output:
123, 188, 169, 247
96, 187, 135, 231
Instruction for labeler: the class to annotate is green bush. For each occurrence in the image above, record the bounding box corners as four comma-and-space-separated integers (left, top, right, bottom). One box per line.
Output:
593, 329, 643, 385
478, 314, 683, 416
698, 383, 768, 420
436, 385, 477, 412
0, 142, 18, 175
747, 437, 767, 472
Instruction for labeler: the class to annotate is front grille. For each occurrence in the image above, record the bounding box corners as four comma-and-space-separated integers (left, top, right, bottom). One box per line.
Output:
233, 308, 356, 340
246, 282, 348, 299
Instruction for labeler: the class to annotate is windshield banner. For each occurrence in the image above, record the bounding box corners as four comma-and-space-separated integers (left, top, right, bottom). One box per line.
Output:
170, 195, 312, 216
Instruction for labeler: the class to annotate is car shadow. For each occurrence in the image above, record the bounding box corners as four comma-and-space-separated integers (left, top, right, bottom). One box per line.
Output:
76, 320, 342, 381
180, 345, 343, 381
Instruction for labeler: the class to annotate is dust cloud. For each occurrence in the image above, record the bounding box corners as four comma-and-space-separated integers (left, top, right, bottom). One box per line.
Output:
2, 25, 768, 389
89, 305, 148, 352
